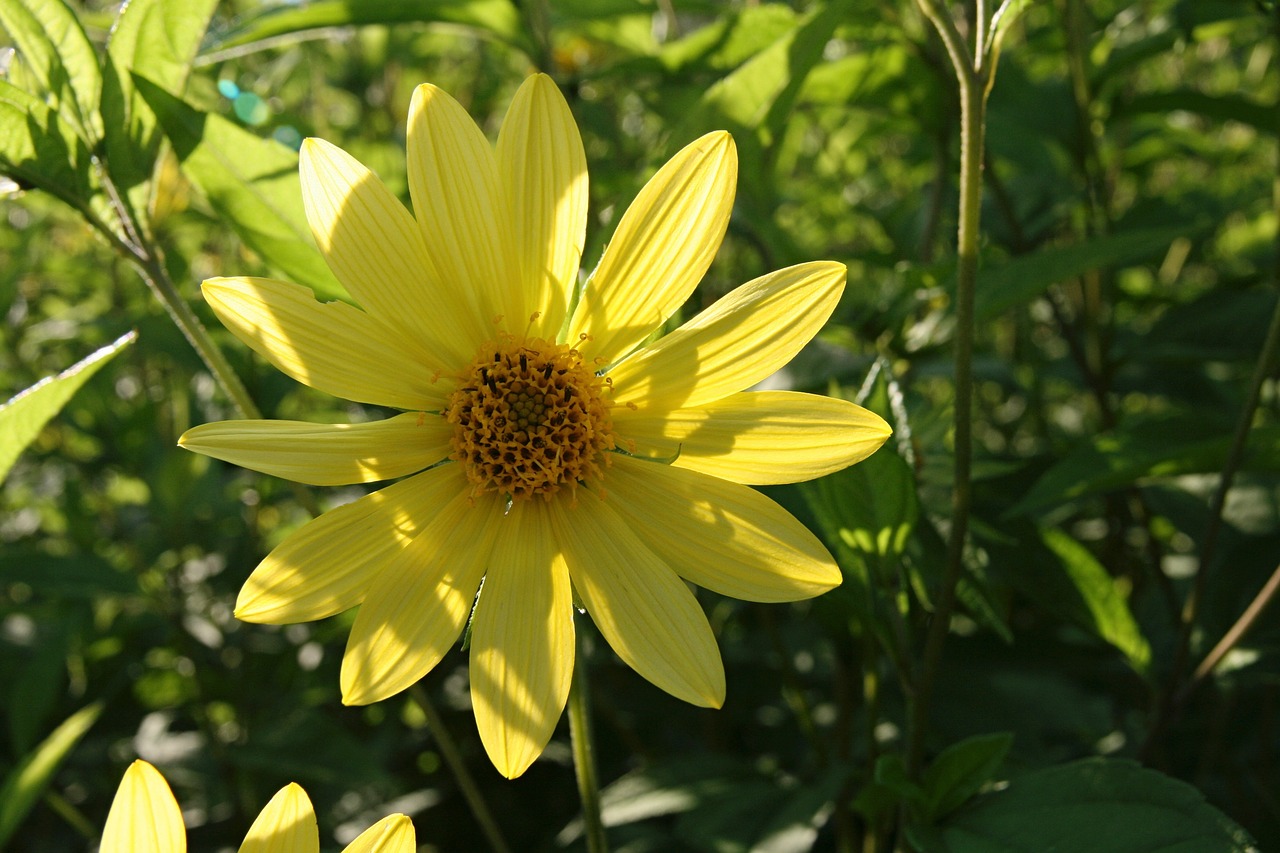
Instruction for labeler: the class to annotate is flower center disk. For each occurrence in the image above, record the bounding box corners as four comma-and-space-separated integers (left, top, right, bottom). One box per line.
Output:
446, 337, 615, 502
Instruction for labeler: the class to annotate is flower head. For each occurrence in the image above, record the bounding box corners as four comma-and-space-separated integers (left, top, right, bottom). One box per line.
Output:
180, 74, 891, 778
101, 759, 414, 852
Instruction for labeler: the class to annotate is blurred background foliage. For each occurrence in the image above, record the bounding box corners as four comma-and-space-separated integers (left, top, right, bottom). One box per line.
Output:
1, 0, 1277, 850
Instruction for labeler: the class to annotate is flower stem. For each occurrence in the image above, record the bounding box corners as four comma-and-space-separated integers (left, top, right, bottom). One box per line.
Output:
408, 684, 513, 853
569, 640, 609, 853
906, 0, 992, 778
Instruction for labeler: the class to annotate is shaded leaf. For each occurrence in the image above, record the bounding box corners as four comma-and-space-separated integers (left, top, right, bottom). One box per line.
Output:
975, 226, 1203, 321
802, 446, 919, 574
914, 758, 1258, 852
0, 78, 96, 209
1011, 419, 1280, 516
0, 702, 104, 849
133, 75, 346, 301
922, 733, 1014, 822
0, 331, 136, 483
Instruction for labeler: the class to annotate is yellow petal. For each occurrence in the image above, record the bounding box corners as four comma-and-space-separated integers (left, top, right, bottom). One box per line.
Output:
237, 784, 318, 853
616, 391, 891, 484
569, 132, 736, 365
606, 454, 840, 602
341, 815, 415, 853
471, 500, 573, 778
551, 496, 724, 707
203, 277, 449, 410
179, 413, 452, 486
101, 760, 185, 853
496, 73, 587, 339
235, 468, 459, 624
406, 83, 519, 333
341, 487, 500, 705
608, 261, 845, 411
300, 137, 484, 364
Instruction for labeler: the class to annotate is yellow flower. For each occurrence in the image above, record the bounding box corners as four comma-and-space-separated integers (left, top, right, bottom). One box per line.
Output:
180, 74, 890, 778
101, 759, 414, 852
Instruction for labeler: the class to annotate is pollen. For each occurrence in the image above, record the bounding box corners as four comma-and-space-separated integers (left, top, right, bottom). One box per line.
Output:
445, 336, 616, 502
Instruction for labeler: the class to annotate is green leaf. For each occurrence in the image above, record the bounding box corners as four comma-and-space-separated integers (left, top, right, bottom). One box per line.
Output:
1116, 90, 1273, 133
0, 78, 96, 209
100, 0, 219, 233
0, 330, 136, 483
975, 226, 1203, 321
1041, 528, 1151, 674
0, 550, 139, 597
915, 758, 1258, 852
802, 446, 919, 575
0, 0, 102, 143
133, 75, 346, 301
1011, 419, 1280, 516
922, 733, 1014, 822
0, 702, 104, 849
204, 0, 531, 59
673, 0, 850, 234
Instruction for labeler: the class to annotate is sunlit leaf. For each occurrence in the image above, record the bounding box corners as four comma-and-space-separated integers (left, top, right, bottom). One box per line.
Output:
0, 330, 136, 484
802, 446, 918, 573
133, 75, 346, 301
0, 702, 104, 849
1041, 529, 1151, 674
0, 0, 102, 143
204, 0, 531, 59
101, 0, 219, 233
913, 759, 1258, 852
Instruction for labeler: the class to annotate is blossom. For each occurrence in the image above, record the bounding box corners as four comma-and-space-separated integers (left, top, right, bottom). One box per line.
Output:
100, 759, 414, 852
180, 73, 890, 778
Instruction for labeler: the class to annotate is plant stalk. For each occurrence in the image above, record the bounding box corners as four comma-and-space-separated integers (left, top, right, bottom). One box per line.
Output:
906, 0, 992, 778
569, 640, 610, 853
408, 684, 513, 853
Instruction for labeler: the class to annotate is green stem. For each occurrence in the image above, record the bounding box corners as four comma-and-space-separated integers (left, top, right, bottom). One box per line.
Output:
568, 640, 609, 853
408, 684, 513, 853
906, 0, 991, 778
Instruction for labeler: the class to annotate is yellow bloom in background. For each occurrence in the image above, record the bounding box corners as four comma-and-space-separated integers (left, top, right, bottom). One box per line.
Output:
101, 759, 415, 852
180, 74, 890, 778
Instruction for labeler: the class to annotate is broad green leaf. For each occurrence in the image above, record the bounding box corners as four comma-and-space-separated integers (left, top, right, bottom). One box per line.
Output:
674, 766, 847, 853
914, 758, 1258, 852
1041, 528, 1151, 674
657, 5, 799, 73
671, 0, 849, 240
0, 330, 136, 483
1117, 90, 1272, 133
0, 702, 104, 849
100, 0, 219, 234
0, 550, 139, 597
0, 0, 102, 143
922, 733, 1014, 822
204, 0, 531, 58
975, 226, 1203, 321
1011, 419, 1280, 516
802, 446, 918, 575
133, 75, 346, 301
0, 78, 96, 209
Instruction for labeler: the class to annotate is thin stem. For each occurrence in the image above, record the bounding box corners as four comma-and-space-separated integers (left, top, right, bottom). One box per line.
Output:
408, 684, 514, 853
1183, 562, 1280, 701
907, 0, 991, 778
1172, 0, 1280, 697
568, 641, 610, 853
